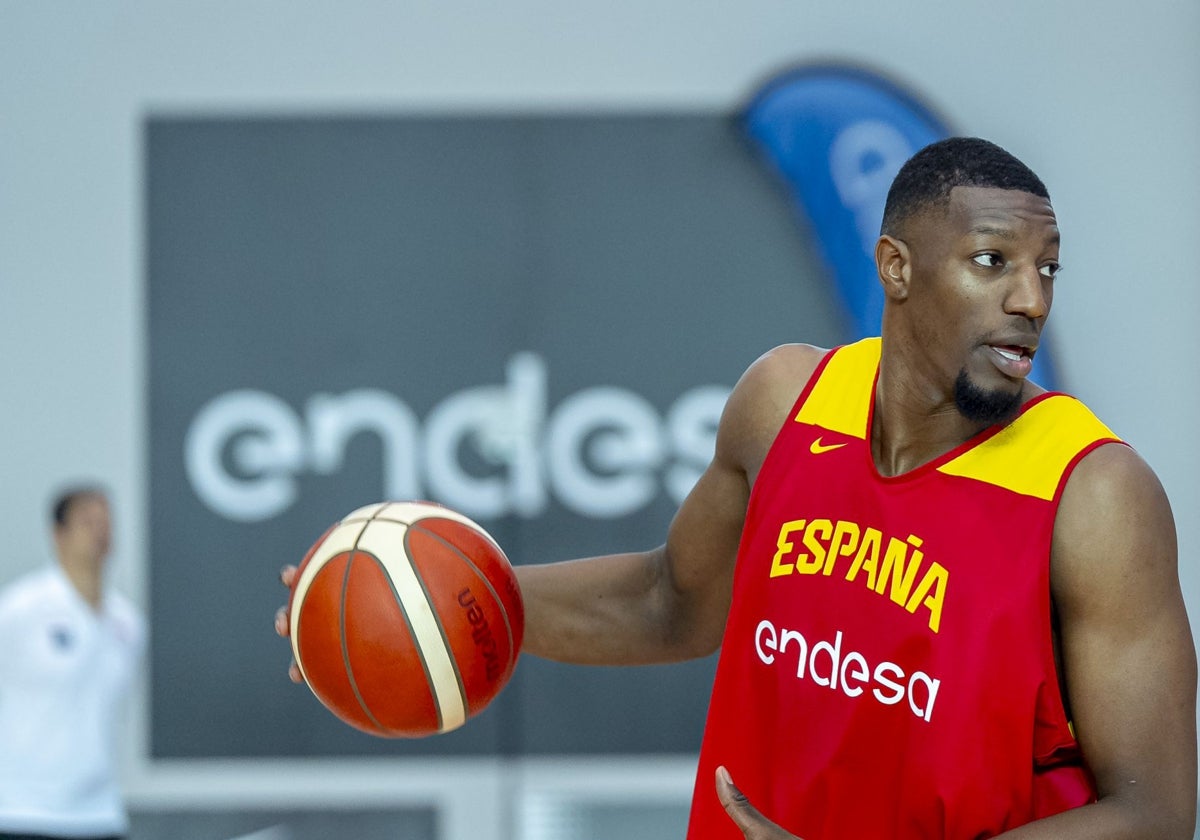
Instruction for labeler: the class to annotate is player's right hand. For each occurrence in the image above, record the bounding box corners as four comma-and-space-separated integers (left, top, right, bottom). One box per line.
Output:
275, 565, 303, 683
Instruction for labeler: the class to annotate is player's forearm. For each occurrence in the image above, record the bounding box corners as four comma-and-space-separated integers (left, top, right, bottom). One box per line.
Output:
993, 796, 1195, 840
516, 548, 709, 666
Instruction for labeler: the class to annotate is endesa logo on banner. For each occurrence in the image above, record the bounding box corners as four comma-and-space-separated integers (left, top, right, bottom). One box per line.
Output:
184, 353, 726, 523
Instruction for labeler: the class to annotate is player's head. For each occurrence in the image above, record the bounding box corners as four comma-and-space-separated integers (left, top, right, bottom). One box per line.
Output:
876, 138, 1059, 425
52, 485, 112, 568
880, 137, 1050, 238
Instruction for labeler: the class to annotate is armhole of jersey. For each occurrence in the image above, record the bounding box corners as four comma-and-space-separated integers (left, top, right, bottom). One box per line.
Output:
745, 345, 836, 498
1040, 407, 1126, 767
1051, 436, 1129, 505
792, 345, 838, 417
1043, 435, 1127, 745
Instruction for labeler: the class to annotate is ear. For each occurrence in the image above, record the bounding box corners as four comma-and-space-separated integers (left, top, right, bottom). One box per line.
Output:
875, 235, 911, 301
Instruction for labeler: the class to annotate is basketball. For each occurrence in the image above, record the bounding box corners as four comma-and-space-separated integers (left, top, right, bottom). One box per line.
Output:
287, 501, 524, 738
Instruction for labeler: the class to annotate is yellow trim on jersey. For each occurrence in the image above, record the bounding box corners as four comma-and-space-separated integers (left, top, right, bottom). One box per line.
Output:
937, 395, 1119, 500
794, 337, 881, 439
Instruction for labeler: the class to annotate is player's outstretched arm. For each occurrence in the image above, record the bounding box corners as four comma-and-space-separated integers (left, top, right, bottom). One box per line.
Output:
514, 454, 747, 666
996, 444, 1197, 838
517, 344, 822, 667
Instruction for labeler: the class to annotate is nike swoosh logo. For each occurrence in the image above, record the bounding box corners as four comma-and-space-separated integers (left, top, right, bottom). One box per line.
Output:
810, 437, 848, 455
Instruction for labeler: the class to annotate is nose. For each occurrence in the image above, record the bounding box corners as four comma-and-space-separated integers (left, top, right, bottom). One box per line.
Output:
1004, 264, 1051, 320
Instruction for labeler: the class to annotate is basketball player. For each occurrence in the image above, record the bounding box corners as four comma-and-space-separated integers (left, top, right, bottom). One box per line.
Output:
278, 138, 1196, 837
0, 487, 145, 840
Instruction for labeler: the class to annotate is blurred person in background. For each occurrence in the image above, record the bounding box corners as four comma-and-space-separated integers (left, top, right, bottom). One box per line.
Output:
0, 486, 145, 840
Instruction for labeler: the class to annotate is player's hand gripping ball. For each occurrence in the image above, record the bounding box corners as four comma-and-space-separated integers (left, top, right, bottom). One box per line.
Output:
287, 501, 524, 737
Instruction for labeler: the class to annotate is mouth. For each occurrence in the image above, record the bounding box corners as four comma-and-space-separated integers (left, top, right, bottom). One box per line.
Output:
986, 342, 1036, 379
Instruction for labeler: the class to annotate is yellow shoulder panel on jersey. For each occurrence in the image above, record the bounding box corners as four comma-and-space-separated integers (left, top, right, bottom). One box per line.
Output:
937, 395, 1120, 500
794, 337, 881, 440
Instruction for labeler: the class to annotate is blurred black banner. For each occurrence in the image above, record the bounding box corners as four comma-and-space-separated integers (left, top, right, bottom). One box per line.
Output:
146, 114, 840, 757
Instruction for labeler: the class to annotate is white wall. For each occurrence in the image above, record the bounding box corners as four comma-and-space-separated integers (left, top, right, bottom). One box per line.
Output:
1, 0, 1196, 830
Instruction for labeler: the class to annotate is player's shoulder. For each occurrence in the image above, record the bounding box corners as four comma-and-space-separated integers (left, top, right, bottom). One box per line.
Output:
726, 343, 830, 417
1064, 439, 1164, 513
1054, 436, 1173, 568
736, 343, 830, 395
716, 344, 831, 466
1051, 441, 1178, 623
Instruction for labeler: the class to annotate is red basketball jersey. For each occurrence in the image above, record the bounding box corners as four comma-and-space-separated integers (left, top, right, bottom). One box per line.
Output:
687, 338, 1120, 840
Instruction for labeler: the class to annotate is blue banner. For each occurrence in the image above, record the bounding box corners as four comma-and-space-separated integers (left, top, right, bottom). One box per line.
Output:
742, 64, 1058, 389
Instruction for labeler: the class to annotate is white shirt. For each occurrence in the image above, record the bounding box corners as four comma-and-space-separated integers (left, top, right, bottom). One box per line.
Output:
0, 565, 145, 837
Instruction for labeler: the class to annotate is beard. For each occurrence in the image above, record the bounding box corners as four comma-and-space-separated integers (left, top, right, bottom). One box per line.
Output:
953, 369, 1023, 425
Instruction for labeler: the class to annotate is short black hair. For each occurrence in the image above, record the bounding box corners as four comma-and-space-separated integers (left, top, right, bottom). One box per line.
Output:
51, 485, 108, 527
881, 137, 1050, 236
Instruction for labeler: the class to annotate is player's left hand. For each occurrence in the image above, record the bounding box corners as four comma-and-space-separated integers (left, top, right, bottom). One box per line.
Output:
274, 564, 303, 684
715, 766, 802, 840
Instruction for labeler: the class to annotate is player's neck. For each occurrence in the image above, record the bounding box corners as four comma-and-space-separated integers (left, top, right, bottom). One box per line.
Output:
871, 362, 995, 477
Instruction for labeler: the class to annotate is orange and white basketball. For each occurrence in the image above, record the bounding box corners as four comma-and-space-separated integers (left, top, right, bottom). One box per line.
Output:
288, 501, 524, 737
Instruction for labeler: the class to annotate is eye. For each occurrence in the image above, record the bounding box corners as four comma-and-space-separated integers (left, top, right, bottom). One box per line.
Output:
1038, 262, 1062, 279
971, 253, 1003, 268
